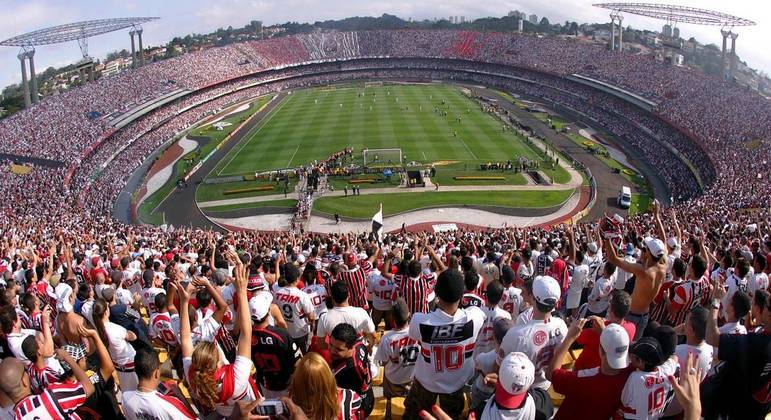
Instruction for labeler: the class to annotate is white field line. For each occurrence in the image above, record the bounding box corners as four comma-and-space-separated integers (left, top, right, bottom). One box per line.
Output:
217, 95, 290, 176
286, 144, 301, 168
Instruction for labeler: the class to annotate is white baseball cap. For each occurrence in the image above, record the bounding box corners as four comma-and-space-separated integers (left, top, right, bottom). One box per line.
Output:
55, 282, 74, 314
248, 293, 272, 321
587, 242, 599, 254
296, 254, 306, 264
666, 237, 679, 249
600, 323, 630, 369
495, 352, 535, 409
644, 237, 666, 258
533, 275, 561, 307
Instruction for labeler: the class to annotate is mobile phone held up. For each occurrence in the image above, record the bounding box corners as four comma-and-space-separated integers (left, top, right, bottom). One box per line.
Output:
254, 400, 286, 416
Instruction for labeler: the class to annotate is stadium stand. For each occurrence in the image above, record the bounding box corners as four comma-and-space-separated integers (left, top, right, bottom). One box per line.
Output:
0, 29, 768, 420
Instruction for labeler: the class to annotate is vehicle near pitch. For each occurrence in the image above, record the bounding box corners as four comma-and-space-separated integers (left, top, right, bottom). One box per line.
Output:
617, 186, 632, 209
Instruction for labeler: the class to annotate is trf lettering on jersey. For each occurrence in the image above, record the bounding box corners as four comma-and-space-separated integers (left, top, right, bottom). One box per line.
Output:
419, 320, 474, 344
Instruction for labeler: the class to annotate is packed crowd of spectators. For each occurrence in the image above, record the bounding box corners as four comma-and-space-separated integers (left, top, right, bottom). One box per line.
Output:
0, 30, 765, 210
0, 28, 768, 420
0, 199, 768, 419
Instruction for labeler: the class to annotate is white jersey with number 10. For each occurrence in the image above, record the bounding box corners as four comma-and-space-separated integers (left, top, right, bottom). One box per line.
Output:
408, 306, 486, 394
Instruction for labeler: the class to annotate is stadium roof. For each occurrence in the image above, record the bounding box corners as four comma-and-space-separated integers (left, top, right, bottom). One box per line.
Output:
0, 17, 160, 47
592, 3, 755, 26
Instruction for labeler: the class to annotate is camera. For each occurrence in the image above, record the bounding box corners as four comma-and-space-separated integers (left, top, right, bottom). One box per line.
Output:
254, 400, 286, 416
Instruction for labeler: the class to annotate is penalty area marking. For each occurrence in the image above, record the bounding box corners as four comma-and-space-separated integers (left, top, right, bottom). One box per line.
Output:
286, 144, 301, 168
457, 136, 478, 160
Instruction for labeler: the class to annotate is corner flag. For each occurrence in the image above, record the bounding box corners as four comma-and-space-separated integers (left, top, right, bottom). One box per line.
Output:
372, 204, 383, 244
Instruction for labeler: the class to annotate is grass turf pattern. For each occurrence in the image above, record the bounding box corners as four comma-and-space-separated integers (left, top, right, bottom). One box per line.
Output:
313, 190, 574, 219
214, 84, 554, 176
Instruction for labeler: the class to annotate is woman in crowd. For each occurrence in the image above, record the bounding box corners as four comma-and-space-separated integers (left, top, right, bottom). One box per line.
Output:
92, 297, 139, 392
179, 250, 261, 417
288, 352, 361, 420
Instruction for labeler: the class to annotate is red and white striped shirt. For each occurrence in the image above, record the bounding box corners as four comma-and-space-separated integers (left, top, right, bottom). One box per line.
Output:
339, 266, 369, 310
397, 275, 432, 315
13, 381, 86, 420
336, 388, 362, 420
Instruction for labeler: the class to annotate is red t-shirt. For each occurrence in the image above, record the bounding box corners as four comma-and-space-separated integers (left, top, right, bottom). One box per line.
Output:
574, 320, 636, 371
552, 366, 634, 420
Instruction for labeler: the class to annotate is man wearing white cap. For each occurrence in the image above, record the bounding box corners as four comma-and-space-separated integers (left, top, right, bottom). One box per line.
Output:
480, 352, 536, 420
546, 319, 633, 420
499, 275, 567, 391
603, 228, 668, 340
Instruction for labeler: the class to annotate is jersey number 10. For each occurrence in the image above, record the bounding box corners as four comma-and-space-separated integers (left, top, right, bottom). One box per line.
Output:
431, 345, 464, 372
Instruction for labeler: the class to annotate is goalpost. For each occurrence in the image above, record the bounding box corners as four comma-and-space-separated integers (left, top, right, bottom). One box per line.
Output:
362, 148, 403, 166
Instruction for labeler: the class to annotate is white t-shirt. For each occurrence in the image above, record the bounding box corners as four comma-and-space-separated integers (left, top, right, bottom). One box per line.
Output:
368, 272, 397, 311
151, 311, 181, 346
473, 350, 498, 394
122, 268, 143, 296
616, 256, 637, 289
121, 389, 195, 419
274, 286, 315, 339
141, 286, 165, 315
567, 264, 589, 310
721, 272, 746, 317
718, 321, 747, 335
586, 275, 614, 314
183, 355, 259, 417
374, 326, 418, 385
105, 322, 136, 366
303, 283, 329, 319
749, 272, 769, 296
518, 261, 534, 282
479, 392, 536, 420
316, 306, 375, 338
500, 316, 568, 390
220, 283, 238, 331
499, 285, 524, 317
674, 342, 712, 381
6, 329, 37, 362
409, 306, 486, 394
476, 305, 512, 356
620, 357, 678, 419
516, 307, 533, 326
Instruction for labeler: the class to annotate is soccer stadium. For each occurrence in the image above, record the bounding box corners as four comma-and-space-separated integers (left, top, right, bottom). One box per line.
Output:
0, 3, 769, 420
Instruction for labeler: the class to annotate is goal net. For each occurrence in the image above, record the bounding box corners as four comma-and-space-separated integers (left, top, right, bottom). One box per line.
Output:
362, 148, 402, 166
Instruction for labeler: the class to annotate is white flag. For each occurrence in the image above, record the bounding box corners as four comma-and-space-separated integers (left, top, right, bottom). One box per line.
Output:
371, 204, 383, 244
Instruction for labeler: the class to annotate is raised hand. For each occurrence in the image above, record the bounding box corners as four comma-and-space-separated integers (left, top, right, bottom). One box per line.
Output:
668, 353, 703, 420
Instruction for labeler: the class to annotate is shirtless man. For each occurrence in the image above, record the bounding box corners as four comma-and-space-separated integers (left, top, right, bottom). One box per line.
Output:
602, 202, 668, 340
54, 280, 89, 351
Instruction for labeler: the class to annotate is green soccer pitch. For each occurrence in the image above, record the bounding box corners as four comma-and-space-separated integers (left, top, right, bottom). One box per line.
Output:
210, 83, 567, 179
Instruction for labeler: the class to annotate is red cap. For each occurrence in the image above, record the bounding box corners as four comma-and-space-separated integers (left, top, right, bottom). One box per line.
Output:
345, 253, 357, 266
91, 256, 100, 266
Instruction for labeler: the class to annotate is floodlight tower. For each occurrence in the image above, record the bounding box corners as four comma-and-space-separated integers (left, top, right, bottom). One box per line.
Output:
1, 17, 159, 108
593, 3, 755, 80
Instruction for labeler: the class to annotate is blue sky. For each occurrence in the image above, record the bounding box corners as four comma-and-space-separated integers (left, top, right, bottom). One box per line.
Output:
1, 0, 769, 87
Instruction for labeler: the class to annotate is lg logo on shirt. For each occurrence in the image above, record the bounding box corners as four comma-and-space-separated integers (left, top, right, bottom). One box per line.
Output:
533, 330, 547, 346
